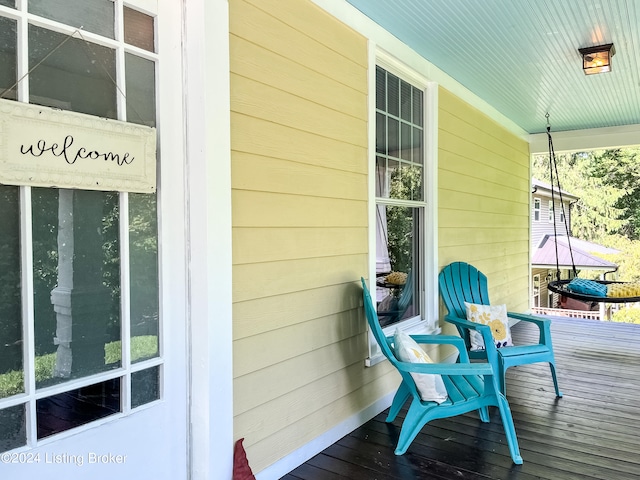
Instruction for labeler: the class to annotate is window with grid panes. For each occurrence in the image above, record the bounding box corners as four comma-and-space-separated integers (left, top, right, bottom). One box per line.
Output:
374, 65, 425, 328
0, 1, 160, 452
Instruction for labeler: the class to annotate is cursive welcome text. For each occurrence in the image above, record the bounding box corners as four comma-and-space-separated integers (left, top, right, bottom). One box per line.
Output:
20, 135, 134, 166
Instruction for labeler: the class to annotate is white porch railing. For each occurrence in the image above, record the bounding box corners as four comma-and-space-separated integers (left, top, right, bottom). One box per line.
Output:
531, 306, 602, 320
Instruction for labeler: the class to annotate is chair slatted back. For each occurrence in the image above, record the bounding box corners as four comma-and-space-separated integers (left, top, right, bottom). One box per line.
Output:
438, 262, 490, 315
438, 262, 491, 346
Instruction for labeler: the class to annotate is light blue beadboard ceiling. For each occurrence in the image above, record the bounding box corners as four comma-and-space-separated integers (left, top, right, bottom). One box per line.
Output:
346, 0, 640, 134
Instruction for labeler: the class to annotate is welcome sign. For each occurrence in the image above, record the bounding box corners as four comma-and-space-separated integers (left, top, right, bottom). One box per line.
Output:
0, 98, 156, 193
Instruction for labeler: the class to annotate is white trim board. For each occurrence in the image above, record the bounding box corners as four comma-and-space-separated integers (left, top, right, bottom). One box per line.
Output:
529, 124, 640, 154
257, 349, 459, 478
255, 391, 395, 480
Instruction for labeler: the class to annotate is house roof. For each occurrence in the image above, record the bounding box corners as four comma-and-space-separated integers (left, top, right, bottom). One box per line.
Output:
344, 0, 640, 135
532, 178, 579, 201
532, 235, 619, 270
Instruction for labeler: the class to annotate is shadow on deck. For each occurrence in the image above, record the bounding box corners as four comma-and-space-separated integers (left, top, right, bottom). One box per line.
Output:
284, 317, 640, 480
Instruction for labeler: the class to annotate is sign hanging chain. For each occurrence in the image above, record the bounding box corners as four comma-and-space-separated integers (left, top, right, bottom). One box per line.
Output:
1, 28, 145, 125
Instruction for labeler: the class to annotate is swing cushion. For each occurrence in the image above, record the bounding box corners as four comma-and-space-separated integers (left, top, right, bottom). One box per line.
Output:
464, 302, 513, 350
567, 278, 607, 297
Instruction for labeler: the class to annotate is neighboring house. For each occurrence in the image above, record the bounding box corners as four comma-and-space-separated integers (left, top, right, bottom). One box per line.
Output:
0, 2, 639, 480
530, 179, 619, 309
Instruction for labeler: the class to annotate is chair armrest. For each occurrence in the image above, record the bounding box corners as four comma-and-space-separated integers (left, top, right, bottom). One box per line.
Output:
386, 334, 469, 362
395, 360, 494, 376
407, 334, 466, 347
507, 311, 549, 327
409, 334, 468, 362
444, 314, 480, 331
507, 311, 553, 345
444, 314, 500, 365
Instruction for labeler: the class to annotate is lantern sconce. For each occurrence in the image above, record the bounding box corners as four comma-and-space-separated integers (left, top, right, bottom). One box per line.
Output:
578, 43, 615, 75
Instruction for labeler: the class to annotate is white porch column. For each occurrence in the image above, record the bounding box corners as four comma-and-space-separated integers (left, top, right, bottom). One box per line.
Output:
183, 0, 234, 479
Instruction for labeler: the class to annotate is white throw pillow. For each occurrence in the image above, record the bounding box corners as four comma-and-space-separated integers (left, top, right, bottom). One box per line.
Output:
393, 329, 448, 403
464, 302, 513, 351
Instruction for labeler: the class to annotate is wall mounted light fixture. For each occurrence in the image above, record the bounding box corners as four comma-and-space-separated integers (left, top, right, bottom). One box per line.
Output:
578, 43, 615, 75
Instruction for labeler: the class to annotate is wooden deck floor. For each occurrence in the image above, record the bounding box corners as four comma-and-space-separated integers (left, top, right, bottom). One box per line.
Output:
284, 317, 640, 480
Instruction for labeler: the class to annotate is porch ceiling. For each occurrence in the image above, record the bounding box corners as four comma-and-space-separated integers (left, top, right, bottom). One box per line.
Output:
346, 0, 640, 135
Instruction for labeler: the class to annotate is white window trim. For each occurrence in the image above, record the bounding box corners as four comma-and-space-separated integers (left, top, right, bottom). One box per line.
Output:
548, 200, 554, 223
366, 48, 439, 366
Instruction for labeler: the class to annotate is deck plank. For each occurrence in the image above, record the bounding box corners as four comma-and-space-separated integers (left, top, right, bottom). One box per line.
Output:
286, 317, 640, 479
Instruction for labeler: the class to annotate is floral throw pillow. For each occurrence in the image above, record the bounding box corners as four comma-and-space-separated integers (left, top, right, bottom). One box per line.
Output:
464, 302, 513, 351
393, 329, 448, 403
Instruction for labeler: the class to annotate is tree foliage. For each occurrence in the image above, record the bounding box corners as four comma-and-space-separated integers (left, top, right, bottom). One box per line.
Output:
534, 147, 640, 320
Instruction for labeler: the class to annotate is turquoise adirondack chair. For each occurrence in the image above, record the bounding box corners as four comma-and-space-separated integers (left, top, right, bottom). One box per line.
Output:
438, 262, 562, 397
361, 277, 523, 464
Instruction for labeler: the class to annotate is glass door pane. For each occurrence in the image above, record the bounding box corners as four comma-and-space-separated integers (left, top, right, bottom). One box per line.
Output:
0, 185, 22, 399
32, 188, 121, 388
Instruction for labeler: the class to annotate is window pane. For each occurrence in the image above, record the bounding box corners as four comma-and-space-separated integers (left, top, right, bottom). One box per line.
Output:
0, 16, 17, 100
0, 404, 26, 451
375, 112, 386, 154
28, 0, 114, 39
37, 378, 120, 439
0, 186, 22, 399
129, 194, 159, 363
375, 66, 386, 111
131, 366, 160, 408
125, 53, 156, 127
32, 189, 121, 388
375, 206, 421, 327
29, 25, 116, 118
400, 80, 411, 122
387, 73, 399, 117
412, 126, 423, 163
124, 7, 155, 52
0, 0, 14, 8
388, 118, 399, 157
400, 123, 411, 161
412, 88, 423, 126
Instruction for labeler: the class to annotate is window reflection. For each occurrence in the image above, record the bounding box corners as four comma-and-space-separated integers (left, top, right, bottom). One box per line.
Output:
37, 378, 120, 439
0, 404, 26, 451
126, 53, 156, 127
124, 7, 155, 52
29, 25, 116, 118
0, 16, 17, 100
131, 366, 160, 408
28, 0, 114, 39
32, 188, 121, 388
129, 194, 159, 363
0, 186, 22, 399
376, 205, 421, 326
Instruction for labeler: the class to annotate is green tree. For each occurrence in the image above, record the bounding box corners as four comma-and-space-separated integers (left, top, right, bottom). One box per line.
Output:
589, 148, 640, 240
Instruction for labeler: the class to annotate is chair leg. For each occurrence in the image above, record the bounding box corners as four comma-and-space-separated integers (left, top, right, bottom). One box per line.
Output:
478, 406, 490, 423
495, 394, 523, 465
394, 399, 432, 455
549, 362, 563, 398
386, 381, 411, 422
497, 360, 507, 396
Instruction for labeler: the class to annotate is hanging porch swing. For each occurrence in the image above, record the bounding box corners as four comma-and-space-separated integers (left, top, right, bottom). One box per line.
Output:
543, 114, 640, 304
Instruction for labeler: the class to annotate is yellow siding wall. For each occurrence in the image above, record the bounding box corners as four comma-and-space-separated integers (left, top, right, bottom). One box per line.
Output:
438, 87, 531, 315
230, 0, 397, 472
